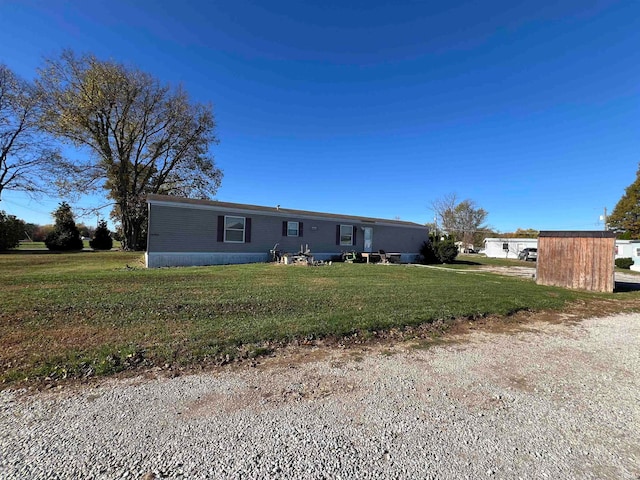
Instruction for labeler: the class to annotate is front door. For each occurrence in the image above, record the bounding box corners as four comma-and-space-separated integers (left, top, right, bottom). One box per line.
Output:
363, 227, 373, 253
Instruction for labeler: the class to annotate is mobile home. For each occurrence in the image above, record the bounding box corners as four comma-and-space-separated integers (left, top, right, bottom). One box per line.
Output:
483, 238, 538, 259
145, 195, 428, 268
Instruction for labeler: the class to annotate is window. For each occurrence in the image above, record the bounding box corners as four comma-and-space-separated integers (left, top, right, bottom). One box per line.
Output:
224, 216, 245, 243
282, 221, 303, 237
502, 242, 509, 251
287, 221, 299, 237
217, 215, 251, 243
340, 225, 354, 246
636, 248, 640, 257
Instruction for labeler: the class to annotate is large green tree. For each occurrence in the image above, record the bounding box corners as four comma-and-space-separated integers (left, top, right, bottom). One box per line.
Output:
608, 164, 640, 238
0, 64, 59, 201
37, 51, 222, 250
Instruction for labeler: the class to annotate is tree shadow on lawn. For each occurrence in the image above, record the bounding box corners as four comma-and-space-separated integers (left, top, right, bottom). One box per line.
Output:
449, 259, 483, 266
0, 249, 95, 255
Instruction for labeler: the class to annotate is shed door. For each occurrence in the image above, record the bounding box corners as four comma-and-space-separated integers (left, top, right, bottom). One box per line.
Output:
363, 227, 373, 253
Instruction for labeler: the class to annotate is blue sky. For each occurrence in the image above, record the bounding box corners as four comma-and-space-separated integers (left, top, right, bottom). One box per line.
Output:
1, 0, 638, 232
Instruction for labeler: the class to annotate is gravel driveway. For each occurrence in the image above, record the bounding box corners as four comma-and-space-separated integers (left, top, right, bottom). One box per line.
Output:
1, 313, 639, 479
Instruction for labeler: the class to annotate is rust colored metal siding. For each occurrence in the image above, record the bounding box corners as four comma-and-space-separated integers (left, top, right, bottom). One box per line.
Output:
536, 231, 616, 292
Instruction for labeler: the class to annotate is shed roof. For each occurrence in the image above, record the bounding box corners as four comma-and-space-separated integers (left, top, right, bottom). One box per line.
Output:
539, 231, 616, 238
146, 194, 425, 228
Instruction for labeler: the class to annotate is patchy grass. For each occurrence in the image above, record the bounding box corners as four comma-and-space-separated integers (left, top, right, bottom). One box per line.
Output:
0, 252, 635, 387
615, 266, 640, 275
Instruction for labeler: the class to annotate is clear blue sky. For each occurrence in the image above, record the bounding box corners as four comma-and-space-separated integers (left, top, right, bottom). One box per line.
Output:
1, 0, 638, 232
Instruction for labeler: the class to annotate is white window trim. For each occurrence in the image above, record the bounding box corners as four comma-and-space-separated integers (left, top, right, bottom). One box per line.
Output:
287, 221, 299, 237
340, 224, 354, 246
224, 215, 246, 243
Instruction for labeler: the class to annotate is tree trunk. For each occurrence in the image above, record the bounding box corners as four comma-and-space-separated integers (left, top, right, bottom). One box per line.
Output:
121, 220, 139, 251
120, 210, 147, 251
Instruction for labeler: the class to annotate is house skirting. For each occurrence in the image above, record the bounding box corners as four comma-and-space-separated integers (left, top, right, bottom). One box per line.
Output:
145, 251, 420, 268
145, 252, 268, 268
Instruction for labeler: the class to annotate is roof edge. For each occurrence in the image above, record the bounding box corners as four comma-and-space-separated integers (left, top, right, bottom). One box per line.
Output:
539, 231, 617, 238
146, 194, 425, 228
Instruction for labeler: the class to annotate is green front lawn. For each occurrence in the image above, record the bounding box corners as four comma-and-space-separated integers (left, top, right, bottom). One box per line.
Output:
0, 251, 627, 386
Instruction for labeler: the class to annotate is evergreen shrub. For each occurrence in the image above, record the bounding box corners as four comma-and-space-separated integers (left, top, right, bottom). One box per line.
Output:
90, 220, 113, 250
45, 202, 84, 251
0, 211, 25, 251
615, 257, 634, 269
420, 235, 459, 264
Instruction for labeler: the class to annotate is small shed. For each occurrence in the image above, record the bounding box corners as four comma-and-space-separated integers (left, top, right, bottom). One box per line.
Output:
536, 231, 616, 292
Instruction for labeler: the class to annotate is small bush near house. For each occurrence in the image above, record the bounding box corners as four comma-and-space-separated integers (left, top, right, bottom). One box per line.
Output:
90, 220, 113, 250
615, 257, 634, 269
45, 202, 84, 251
435, 237, 458, 263
0, 211, 25, 251
420, 235, 459, 264
420, 240, 438, 264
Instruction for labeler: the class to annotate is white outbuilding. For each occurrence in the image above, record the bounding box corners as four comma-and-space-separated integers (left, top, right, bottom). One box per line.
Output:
483, 238, 538, 259
615, 240, 640, 271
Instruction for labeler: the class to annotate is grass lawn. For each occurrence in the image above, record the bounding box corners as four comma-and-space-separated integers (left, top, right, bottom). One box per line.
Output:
0, 252, 633, 386
17, 241, 49, 249
17, 240, 122, 250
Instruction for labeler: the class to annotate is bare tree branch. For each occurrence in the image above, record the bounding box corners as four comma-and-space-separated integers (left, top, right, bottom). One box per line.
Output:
431, 193, 490, 247
0, 65, 60, 201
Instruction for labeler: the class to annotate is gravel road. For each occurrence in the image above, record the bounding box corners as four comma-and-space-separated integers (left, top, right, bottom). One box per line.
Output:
1, 313, 639, 479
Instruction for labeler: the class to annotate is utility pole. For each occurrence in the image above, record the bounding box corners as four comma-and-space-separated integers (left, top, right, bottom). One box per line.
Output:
600, 207, 608, 231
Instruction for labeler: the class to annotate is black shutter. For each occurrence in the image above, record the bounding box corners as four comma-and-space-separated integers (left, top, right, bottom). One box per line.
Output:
282, 221, 287, 237
336, 225, 341, 245
352, 226, 357, 246
299, 222, 303, 237
217, 216, 224, 242
245, 218, 252, 243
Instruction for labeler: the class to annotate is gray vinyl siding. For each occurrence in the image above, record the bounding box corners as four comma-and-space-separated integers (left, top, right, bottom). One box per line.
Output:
148, 203, 427, 256
367, 224, 427, 253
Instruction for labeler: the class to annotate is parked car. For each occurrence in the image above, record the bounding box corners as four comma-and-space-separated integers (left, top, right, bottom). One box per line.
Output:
518, 248, 538, 261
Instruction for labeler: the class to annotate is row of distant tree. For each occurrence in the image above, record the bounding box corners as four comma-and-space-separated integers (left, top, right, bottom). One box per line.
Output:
0, 50, 221, 251
0, 202, 113, 251
20, 219, 100, 243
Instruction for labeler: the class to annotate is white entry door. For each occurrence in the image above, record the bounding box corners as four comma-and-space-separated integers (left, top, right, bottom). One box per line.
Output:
363, 227, 373, 253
